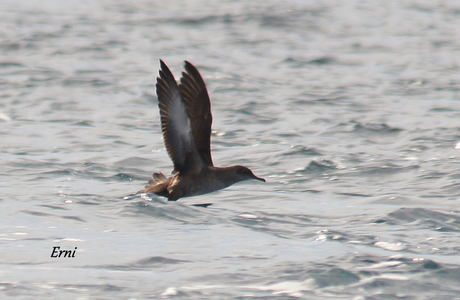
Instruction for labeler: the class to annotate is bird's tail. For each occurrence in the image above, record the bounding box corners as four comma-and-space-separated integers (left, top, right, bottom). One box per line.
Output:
137, 172, 170, 196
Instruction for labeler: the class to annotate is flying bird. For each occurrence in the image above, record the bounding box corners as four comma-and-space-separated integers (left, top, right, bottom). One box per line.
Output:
139, 60, 265, 200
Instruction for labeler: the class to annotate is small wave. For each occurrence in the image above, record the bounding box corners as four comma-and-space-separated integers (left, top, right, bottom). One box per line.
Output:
95, 256, 189, 271
304, 159, 340, 172
282, 145, 322, 156
352, 121, 402, 134
355, 162, 419, 176
62, 77, 112, 87
386, 207, 460, 232
0, 61, 24, 68
283, 55, 337, 67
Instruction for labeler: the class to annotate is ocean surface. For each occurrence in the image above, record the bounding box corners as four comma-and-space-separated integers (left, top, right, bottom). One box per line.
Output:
1, 0, 460, 298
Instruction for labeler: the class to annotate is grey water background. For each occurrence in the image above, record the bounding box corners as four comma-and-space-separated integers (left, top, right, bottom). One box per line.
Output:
1, 0, 460, 298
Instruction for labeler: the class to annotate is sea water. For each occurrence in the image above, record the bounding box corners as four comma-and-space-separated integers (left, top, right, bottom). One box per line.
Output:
1, 0, 460, 298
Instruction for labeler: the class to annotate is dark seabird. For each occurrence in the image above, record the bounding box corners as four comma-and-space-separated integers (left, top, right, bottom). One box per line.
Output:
139, 60, 265, 201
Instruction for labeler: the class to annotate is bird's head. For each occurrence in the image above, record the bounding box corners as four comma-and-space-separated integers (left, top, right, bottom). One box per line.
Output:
231, 165, 266, 183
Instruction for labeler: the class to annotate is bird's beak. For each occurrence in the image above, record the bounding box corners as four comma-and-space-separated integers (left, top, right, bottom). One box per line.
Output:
254, 176, 266, 182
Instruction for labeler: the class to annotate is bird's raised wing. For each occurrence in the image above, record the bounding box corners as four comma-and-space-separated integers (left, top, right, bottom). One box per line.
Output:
178, 61, 213, 167
156, 60, 204, 174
